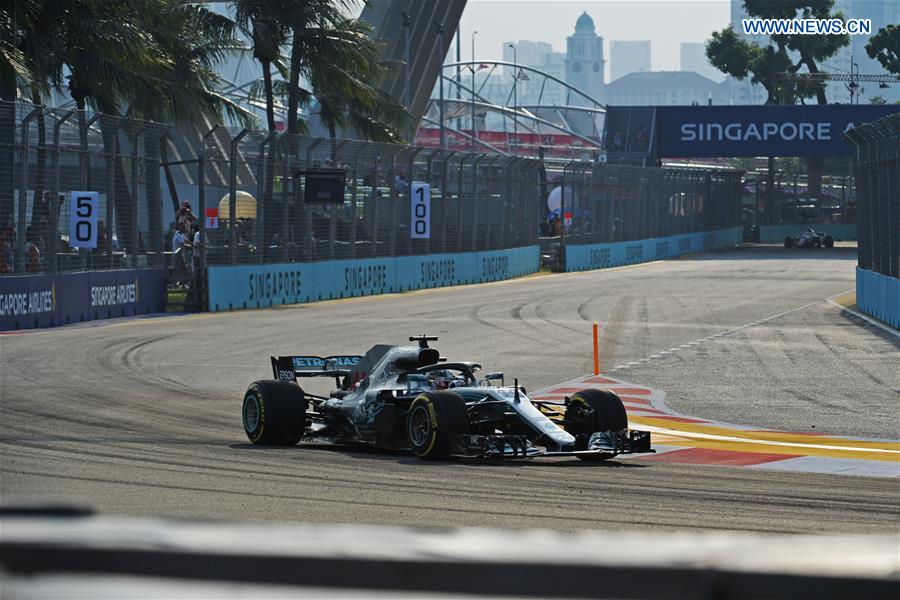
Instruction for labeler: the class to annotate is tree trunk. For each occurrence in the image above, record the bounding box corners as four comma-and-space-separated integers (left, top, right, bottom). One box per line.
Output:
0, 81, 15, 228
330, 123, 337, 163
800, 52, 827, 202
263, 60, 276, 132
287, 25, 303, 135
30, 88, 48, 229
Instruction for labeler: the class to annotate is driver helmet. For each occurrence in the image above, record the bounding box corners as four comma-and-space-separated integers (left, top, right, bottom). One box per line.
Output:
429, 370, 462, 390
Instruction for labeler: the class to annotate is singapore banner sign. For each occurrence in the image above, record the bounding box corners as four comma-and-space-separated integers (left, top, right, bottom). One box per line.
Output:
655, 104, 900, 158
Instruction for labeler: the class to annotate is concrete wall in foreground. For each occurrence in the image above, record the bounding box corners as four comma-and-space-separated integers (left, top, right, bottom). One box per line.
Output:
759, 224, 857, 243
207, 246, 539, 312
565, 226, 742, 272
856, 267, 900, 329
0, 269, 167, 331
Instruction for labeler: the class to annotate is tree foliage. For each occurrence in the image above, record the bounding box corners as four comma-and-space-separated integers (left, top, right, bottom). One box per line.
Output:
866, 24, 900, 76
706, 0, 849, 104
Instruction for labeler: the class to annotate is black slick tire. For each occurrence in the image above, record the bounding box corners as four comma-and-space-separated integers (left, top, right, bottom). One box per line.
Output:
564, 389, 628, 461
243, 380, 308, 445
784, 236, 794, 248
824, 236, 834, 248
407, 391, 469, 460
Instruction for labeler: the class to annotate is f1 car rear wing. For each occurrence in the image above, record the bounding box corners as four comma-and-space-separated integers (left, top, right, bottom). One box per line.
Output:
271, 355, 363, 382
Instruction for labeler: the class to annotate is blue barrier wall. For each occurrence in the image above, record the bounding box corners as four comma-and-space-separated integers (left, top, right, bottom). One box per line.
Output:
208, 246, 540, 312
759, 224, 857, 243
565, 227, 742, 272
0, 269, 167, 331
856, 267, 900, 329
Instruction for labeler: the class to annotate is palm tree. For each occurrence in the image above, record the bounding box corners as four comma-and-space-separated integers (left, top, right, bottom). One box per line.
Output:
307, 17, 409, 160
0, 0, 40, 228
32, 0, 250, 255
281, 0, 358, 135
233, 0, 290, 132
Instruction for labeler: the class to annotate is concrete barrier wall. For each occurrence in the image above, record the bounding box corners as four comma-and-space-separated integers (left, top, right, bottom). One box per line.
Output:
759, 224, 857, 243
856, 267, 900, 329
208, 246, 539, 312
565, 226, 742, 272
0, 269, 167, 331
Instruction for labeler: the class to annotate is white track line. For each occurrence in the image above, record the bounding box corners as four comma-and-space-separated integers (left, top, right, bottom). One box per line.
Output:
611, 301, 820, 372
825, 290, 899, 338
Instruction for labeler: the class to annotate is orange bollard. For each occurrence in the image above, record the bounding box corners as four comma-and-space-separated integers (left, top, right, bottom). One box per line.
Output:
593, 323, 599, 376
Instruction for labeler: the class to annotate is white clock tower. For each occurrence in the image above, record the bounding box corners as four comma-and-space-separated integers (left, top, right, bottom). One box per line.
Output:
565, 11, 605, 104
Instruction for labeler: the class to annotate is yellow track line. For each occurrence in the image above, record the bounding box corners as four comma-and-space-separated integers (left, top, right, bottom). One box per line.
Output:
632, 420, 900, 462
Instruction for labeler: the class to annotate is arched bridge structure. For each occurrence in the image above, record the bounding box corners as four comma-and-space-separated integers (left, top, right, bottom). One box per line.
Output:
420, 61, 607, 158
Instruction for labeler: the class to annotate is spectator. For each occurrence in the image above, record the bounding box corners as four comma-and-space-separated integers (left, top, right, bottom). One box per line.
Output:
172, 222, 192, 283
191, 224, 202, 272
635, 123, 649, 150
176, 200, 197, 231
0, 221, 13, 274
395, 171, 409, 193
95, 220, 108, 254
24, 226, 41, 273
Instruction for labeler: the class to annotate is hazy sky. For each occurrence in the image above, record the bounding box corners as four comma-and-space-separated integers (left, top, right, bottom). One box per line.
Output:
456, 0, 731, 79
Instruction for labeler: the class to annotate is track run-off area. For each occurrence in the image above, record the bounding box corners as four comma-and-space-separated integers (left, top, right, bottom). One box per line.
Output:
1, 245, 898, 534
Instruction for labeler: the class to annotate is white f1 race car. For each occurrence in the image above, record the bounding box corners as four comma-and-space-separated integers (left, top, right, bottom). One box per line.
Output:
242, 336, 653, 461
784, 228, 835, 248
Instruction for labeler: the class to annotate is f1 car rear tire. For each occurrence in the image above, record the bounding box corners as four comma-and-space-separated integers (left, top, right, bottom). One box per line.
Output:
824, 236, 834, 248
784, 236, 794, 248
242, 380, 308, 446
565, 389, 628, 461
407, 391, 469, 460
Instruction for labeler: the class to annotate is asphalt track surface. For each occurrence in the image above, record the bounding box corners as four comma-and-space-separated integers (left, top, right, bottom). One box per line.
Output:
2, 246, 898, 534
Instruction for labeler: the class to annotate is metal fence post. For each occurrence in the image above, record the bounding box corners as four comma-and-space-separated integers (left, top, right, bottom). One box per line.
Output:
131, 124, 148, 268
303, 138, 323, 261
440, 150, 456, 253
405, 147, 424, 255
349, 145, 365, 260
330, 139, 348, 260
424, 149, 440, 255
370, 153, 380, 258
387, 147, 402, 257
229, 128, 250, 265
49, 109, 75, 274
280, 133, 291, 263
455, 153, 473, 253
16, 108, 41, 274
255, 132, 277, 261
478, 156, 500, 252
198, 124, 221, 277
101, 116, 122, 269
467, 154, 484, 254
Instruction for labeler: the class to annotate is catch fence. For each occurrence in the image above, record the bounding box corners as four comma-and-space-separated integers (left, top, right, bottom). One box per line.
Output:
542, 162, 742, 246
844, 114, 900, 279
2, 100, 742, 287
191, 128, 543, 272
0, 101, 168, 276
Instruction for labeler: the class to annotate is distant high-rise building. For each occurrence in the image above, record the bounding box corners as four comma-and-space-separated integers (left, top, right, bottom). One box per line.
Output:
502, 40, 552, 73
498, 41, 567, 107
610, 40, 651, 82
565, 11, 605, 102
680, 42, 723, 82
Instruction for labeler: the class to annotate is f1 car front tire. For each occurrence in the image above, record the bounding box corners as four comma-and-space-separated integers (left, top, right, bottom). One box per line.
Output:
824, 236, 834, 248
564, 389, 627, 461
242, 380, 308, 445
407, 391, 469, 460
784, 236, 794, 248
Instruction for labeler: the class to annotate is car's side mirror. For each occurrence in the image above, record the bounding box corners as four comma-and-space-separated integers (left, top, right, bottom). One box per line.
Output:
481, 372, 504, 387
